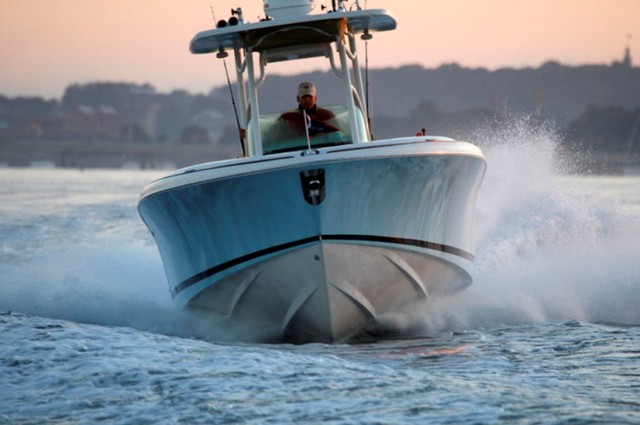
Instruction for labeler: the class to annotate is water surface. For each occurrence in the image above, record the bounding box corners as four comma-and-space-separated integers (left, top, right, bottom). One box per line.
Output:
1, 134, 639, 424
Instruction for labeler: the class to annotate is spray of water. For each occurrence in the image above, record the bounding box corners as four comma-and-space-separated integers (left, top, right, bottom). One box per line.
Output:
0, 224, 287, 342
385, 116, 640, 336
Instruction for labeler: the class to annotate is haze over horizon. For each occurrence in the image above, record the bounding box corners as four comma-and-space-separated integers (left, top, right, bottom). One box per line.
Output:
1, 0, 638, 99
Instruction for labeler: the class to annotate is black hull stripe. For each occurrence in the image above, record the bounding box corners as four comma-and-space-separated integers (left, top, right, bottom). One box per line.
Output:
172, 234, 474, 297
323, 235, 474, 261
171, 236, 319, 297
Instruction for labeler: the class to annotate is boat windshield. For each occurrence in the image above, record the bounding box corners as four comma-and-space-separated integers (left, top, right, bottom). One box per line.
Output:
250, 105, 368, 154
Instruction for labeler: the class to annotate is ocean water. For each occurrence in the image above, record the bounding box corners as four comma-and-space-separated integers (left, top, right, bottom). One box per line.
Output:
1, 126, 640, 424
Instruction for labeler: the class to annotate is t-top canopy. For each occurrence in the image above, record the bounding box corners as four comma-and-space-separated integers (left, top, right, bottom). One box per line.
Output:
190, 9, 396, 54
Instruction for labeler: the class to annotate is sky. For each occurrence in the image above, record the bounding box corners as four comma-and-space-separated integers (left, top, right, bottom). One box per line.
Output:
1, 0, 638, 99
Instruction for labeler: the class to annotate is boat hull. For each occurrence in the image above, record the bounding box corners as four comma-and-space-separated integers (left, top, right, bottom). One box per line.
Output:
138, 139, 486, 343
188, 241, 472, 343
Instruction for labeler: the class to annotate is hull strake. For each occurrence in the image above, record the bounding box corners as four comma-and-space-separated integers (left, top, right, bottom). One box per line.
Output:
187, 242, 472, 343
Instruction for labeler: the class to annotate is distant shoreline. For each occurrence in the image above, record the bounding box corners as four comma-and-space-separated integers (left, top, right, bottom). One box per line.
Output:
1, 138, 638, 175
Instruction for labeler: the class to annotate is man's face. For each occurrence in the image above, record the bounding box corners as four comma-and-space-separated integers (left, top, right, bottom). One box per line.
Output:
297, 94, 316, 110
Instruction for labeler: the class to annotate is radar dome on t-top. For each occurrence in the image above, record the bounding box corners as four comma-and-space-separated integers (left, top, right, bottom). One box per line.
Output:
264, 0, 315, 19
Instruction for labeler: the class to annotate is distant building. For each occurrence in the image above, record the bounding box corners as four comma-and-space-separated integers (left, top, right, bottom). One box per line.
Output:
623, 46, 632, 67
614, 45, 633, 68
50, 105, 119, 141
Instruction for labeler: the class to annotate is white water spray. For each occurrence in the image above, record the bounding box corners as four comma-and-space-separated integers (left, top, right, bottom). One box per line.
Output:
393, 116, 640, 335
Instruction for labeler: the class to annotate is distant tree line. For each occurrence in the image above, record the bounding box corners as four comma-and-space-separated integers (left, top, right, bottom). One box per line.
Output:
1, 61, 639, 164
370, 101, 640, 155
0, 83, 237, 157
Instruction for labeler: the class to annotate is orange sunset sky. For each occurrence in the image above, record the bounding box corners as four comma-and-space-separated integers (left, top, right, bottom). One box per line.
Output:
1, 0, 638, 99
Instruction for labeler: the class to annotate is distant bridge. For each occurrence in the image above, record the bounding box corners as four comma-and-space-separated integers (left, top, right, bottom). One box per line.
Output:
0, 139, 235, 169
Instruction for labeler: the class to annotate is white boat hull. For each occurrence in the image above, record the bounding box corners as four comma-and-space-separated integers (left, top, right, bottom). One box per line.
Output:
138, 138, 486, 343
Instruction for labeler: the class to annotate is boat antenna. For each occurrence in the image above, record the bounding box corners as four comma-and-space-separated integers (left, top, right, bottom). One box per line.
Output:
223, 59, 246, 156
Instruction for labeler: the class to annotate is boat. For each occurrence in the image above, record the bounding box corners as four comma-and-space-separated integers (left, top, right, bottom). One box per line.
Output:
138, 0, 486, 343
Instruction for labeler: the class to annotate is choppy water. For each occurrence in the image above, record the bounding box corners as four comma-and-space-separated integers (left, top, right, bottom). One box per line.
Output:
1, 127, 640, 424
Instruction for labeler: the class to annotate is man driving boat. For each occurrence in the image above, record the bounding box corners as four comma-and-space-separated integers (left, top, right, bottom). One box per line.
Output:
279, 82, 339, 137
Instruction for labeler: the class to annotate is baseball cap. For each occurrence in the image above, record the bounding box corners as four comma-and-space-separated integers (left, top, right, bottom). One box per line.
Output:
297, 81, 317, 97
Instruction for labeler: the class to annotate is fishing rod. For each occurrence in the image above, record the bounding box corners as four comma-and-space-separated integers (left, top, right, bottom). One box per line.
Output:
223, 58, 246, 157
212, 5, 246, 156
364, 33, 371, 134
362, 0, 372, 136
